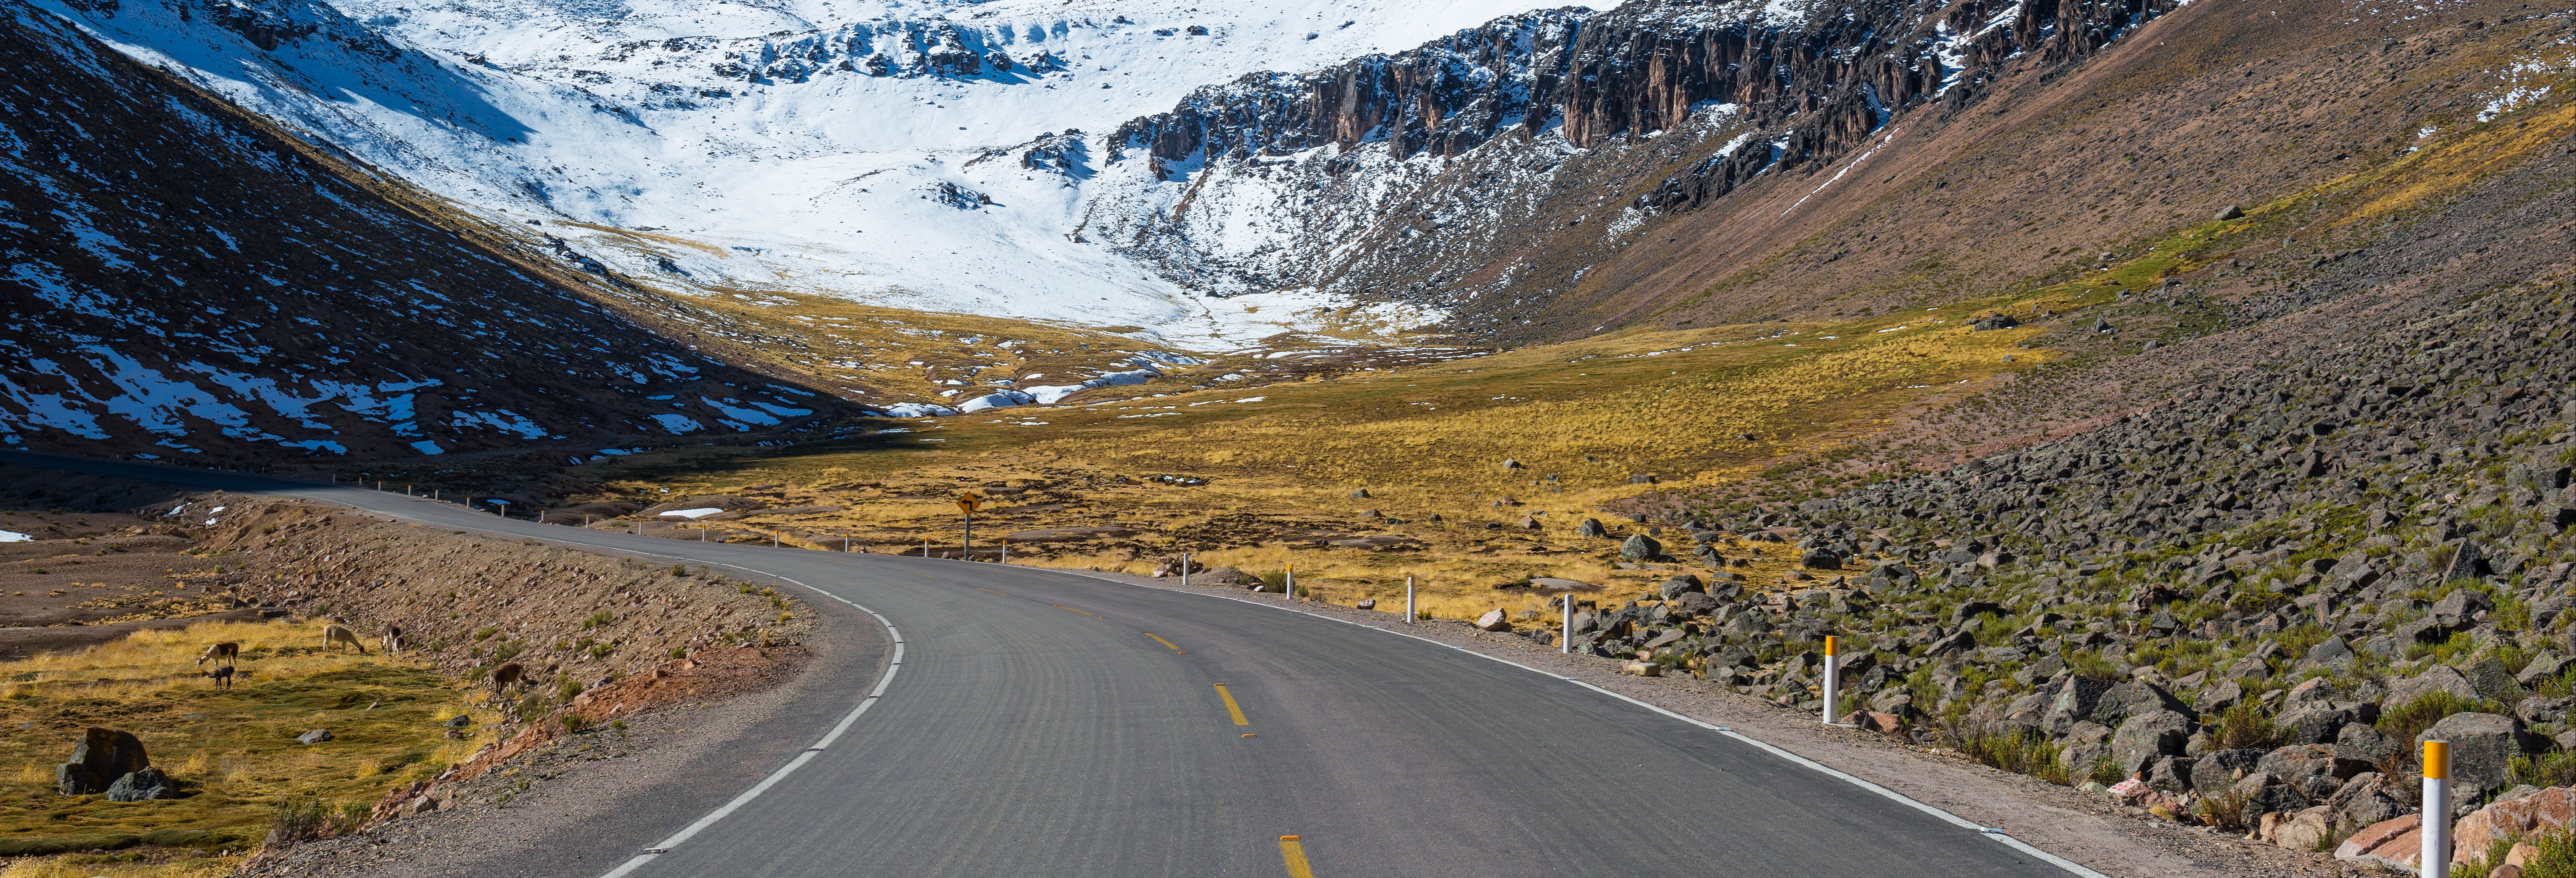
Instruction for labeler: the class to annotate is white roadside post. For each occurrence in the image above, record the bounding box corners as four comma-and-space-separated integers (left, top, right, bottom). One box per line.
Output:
1286, 563, 1297, 600
1405, 576, 1415, 624
1561, 597, 1573, 653
1820, 636, 1841, 725
2423, 739, 2451, 878
1180, 552, 1190, 588
1000, 540, 1009, 565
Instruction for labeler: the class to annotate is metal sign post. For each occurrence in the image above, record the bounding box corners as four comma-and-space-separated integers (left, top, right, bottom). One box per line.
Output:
956, 492, 983, 560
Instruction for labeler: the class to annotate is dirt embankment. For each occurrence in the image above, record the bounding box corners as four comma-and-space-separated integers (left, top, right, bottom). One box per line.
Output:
178, 497, 816, 706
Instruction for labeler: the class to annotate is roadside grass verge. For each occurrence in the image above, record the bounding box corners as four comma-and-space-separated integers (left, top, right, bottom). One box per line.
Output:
0, 620, 491, 868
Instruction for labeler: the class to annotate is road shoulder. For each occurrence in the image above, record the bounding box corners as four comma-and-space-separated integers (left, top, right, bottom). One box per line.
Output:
1066, 567, 2337, 878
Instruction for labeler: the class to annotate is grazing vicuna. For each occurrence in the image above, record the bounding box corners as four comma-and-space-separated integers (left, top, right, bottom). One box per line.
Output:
489, 662, 525, 694
197, 642, 239, 666
322, 624, 366, 653
203, 664, 235, 689
381, 625, 405, 656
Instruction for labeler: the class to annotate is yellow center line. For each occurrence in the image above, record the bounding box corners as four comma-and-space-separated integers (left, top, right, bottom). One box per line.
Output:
1278, 836, 1314, 878
1213, 683, 1250, 726
974, 587, 1008, 596
1053, 604, 1095, 617
1144, 632, 1185, 653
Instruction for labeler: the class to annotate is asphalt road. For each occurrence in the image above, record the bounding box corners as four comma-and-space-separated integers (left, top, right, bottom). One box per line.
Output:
3, 450, 2086, 878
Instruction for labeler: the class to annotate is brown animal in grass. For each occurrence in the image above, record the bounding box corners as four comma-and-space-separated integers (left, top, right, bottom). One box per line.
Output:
489, 662, 525, 693
197, 642, 239, 666
381, 625, 405, 656
204, 664, 235, 689
322, 624, 366, 653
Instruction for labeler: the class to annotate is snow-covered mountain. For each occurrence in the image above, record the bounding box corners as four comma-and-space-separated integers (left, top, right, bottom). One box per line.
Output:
34, 0, 1591, 347
0, 0, 841, 462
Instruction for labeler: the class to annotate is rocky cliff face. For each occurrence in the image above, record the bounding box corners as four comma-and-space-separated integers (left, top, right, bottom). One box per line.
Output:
1092, 0, 2181, 331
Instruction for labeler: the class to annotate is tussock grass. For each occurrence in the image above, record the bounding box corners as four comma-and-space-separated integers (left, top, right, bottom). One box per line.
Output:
588, 307, 2049, 620
0, 620, 491, 865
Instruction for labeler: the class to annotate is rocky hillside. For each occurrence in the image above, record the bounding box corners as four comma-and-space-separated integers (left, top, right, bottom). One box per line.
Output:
1557, 57, 2576, 857
1095, 0, 2568, 345
0, 0, 839, 465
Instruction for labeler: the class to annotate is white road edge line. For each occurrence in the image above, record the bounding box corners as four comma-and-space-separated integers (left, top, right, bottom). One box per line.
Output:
1062, 572, 2112, 878
56, 471, 912, 878
0, 455, 2087, 874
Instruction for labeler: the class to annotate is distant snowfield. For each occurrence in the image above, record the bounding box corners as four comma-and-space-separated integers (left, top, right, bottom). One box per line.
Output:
42, 0, 1604, 348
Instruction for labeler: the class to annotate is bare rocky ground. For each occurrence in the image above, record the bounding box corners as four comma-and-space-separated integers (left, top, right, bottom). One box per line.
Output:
1080, 568, 2355, 878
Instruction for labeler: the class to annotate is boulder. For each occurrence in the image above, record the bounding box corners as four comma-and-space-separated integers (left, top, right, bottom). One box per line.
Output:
2098, 680, 2195, 727
2276, 704, 2356, 745
2304, 636, 2356, 668
2235, 771, 2311, 815
1924, 628, 1977, 656
2325, 772, 2411, 833
2417, 712, 2537, 797
2191, 748, 2265, 796
2454, 786, 2576, 864
298, 729, 334, 745
2110, 711, 2193, 777
1842, 711, 1907, 735
2335, 722, 2402, 767
57, 727, 149, 796
2257, 744, 2366, 801
1671, 592, 1720, 618
1620, 534, 1663, 561
2335, 813, 2422, 872
2215, 204, 2245, 221
1657, 575, 1706, 599
2274, 805, 2337, 852
2386, 665, 2481, 707
2144, 756, 2196, 794
1473, 610, 1511, 632
2519, 651, 2573, 686
103, 766, 176, 802
1576, 518, 1607, 538
2043, 675, 2118, 735
1800, 548, 1843, 569
1619, 661, 1663, 677
2473, 657, 2527, 703
2283, 677, 2342, 712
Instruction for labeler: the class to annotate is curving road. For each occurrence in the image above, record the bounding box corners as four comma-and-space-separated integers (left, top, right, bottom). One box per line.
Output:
3, 450, 2092, 878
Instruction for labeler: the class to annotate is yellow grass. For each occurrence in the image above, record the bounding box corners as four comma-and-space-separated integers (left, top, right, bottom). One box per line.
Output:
0, 620, 494, 864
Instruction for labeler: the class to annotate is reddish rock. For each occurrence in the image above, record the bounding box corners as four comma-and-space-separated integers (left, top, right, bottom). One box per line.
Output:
2455, 787, 2576, 863
1840, 711, 1906, 735
1474, 609, 1511, 631
2335, 813, 2421, 872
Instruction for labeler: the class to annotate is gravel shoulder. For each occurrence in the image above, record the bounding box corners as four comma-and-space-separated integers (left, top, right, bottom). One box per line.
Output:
1070, 568, 2348, 878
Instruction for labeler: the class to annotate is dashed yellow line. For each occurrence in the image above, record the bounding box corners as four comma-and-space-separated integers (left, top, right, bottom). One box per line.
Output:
974, 586, 1008, 596
1145, 632, 1186, 653
1278, 836, 1314, 878
1053, 604, 1095, 617
1214, 683, 1250, 726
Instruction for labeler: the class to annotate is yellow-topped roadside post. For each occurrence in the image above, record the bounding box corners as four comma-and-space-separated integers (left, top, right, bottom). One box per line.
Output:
2423, 739, 2450, 878
956, 492, 983, 560
1821, 636, 1840, 725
